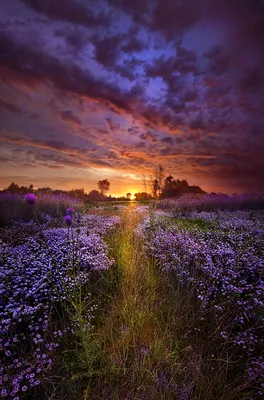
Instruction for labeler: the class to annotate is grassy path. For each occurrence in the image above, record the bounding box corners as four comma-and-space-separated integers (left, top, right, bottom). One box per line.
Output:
83, 208, 198, 400
55, 207, 248, 400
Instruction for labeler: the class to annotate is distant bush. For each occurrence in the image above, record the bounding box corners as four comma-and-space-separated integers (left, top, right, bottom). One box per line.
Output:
155, 193, 264, 214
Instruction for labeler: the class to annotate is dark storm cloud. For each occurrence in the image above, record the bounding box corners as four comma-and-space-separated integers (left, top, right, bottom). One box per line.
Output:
114, 64, 135, 80
207, 52, 231, 77
0, 99, 40, 120
189, 115, 207, 132
179, 90, 198, 103
121, 37, 146, 53
151, 0, 199, 38
140, 132, 157, 143
145, 51, 197, 80
107, 0, 152, 25
20, 0, 110, 27
105, 150, 119, 160
93, 34, 123, 67
61, 110, 81, 125
0, 134, 88, 157
0, 99, 23, 114
203, 45, 223, 60
54, 27, 88, 55
161, 136, 173, 144
0, 32, 133, 115
92, 31, 146, 68
238, 68, 264, 93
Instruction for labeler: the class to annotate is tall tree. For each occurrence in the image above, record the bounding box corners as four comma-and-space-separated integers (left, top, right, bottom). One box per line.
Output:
142, 174, 147, 193
68, 188, 86, 200
155, 164, 165, 197
7, 182, 20, 194
161, 175, 205, 198
97, 179, 110, 195
134, 192, 151, 201
88, 190, 106, 201
152, 179, 159, 199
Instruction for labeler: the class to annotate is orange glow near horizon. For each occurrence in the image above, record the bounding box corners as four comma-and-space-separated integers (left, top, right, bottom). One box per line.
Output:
108, 189, 141, 198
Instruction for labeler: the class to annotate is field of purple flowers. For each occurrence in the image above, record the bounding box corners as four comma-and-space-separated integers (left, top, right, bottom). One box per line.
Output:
155, 193, 264, 214
1, 192, 264, 399
0, 192, 84, 227
137, 209, 264, 398
0, 194, 121, 399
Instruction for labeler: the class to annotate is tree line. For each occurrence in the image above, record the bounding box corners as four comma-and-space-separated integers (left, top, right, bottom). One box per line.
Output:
1, 180, 113, 202
2, 170, 205, 202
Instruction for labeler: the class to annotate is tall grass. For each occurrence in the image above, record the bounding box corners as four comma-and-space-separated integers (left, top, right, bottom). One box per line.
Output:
2, 200, 261, 399
73, 208, 262, 400
156, 193, 264, 214
136, 212, 264, 399
0, 199, 120, 399
0, 193, 84, 226
64, 210, 209, 399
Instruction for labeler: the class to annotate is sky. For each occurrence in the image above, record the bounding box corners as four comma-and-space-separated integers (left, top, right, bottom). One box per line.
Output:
0, 0, 264, 196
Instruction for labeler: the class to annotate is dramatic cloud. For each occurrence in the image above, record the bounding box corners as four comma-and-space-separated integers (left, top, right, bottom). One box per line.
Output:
20, 0, 111, 27
0, 0, 264, 194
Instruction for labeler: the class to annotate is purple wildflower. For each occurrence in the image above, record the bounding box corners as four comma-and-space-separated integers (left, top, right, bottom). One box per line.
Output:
0, 214, 120, 398
66, 207, 75, 216
64, 215, 72, 226
24, 193, 36, 205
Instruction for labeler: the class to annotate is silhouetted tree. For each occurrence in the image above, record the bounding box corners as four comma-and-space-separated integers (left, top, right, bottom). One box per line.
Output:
88, 190, 106, 202
126, 193, 132, 200
36, 187, 53, 194
189, 185, 205, 195
152, 179, 159, 199
160, 176, 205, 198
97, 179, 110, 195
6, 182, 35, 195
134, 192, 152, 201
156, 164, 165, 197
69, 188, 86, 200
7, 182, 20, 194
142, 174, 147, 193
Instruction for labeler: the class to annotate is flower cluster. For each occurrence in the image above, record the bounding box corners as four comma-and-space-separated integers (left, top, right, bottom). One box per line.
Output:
24, 193, 36, 205
80, 214, 121, 235
0, 214, 118, 398
66, 207, 75, 216
0, 193, 83, 227
137, 210, 264, 396
155, 193, 264, 214
135, 205, 149, 213
64, 215, 72, 226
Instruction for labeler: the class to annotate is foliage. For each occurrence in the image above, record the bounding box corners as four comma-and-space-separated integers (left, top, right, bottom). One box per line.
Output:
0, 193, 84, 227
156, 192, 264, 212
160, 175, 205, 198
152, 178, 159, 198
87, 190, 107, 202
134, 192, 152, 201
97, 179, 110, 195
0, 198, 121, 399
137, 210, 264, 398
